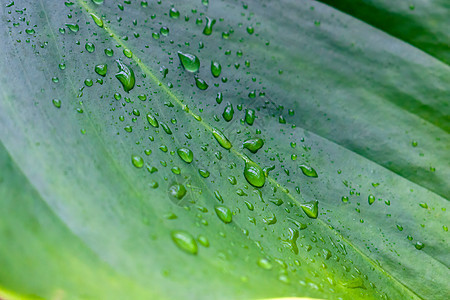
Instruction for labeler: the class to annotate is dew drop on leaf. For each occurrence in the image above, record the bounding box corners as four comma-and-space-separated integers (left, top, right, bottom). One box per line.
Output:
242, 155, 265, 188
203, 17, 216, 35
168, 183, 187, 200
90, 13, 103, 27
115, 60, 135, 93
368, 194, 375, 205
211, 61, 221, 77
299, 164, 318, 178
177, 148, 194, 164
131, 155, 144, 168
195, 77, 208, 90
242, 138, 264, 153
300, 200, 319, 219
177, 51, 200, 73
171, 231, 198, 255
214, 205, 232, 223
212, 127, 232, 149
52, 99, 61, 108
94, 64, 107, 77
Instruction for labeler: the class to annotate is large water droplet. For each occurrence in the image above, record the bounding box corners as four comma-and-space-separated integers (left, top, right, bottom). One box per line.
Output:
245, 109, 255, 125
211, 61, 221, 77
146, 113, 159, 128
215, 205, 232, 223
242, 155, 265, 187
171, 231, 198, 255
195, 77, 208, 90
300, 200, 318, 219
95, 64, 107, 77
131, 154, 144, 168
168, 183, 187, 200
223, 102, 234, 121
115, 60, 135, 92
203, 17, 216, 35
212, 127, 232, 149
177, 51, 200, 72
243, 138, 264, 153
177, 148, 194, 163
299, 165, 318, 178
90, 13, 103, 27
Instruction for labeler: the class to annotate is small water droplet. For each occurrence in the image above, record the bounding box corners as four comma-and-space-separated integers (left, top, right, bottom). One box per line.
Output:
85, 42, 95, 53
368, 194, 375, 205
52, 99, 61, 108
245, 109, 255, 125
169, 7, 180, 19
171, 231, 198, 255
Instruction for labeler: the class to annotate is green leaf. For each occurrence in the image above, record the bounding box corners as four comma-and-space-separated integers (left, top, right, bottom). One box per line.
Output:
0, 0, 448, 299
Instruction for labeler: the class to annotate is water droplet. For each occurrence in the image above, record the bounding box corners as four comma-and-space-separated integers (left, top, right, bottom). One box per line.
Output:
25, 28, 35, 35
203, 16, 216, 35
299, 165, 318, 178
368, 194, 375, 205
115, 60, 135, 92
104, 48, 114, 56
245, 109, 255, 125
65, 23, 79, 32
160, 26, 169, 36
247, 26, 254, 34
94, 64, 107, 77
49, 98, 61, 108
177, 51, 200, 72
198, 169, 210, 178
300, 200, 319, 219
198, 235, 209, 247
169, 7, 180, 19
419, 202, 428, 209
177, 148, 193, 163
212, 127, 232, 149
168, 183, 186, 200
131, 155, 144, 168
414, 242, 425, 250
211, 61, 221, 77
160, 122, 172, 135
222, 102, 234, 122
123, 48, 133, 58
242, 138, 264, 153
257, 258, 272, 270
90, 13, 103, 27
171, 231, 198, 255
341, 196, 349, 203
215, 205, 232, 223
242, 155, 265, 188
92, 0, 104, 4
85, 42, 95, 53
195, 77, 208, 90
146, 113, 159, 127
